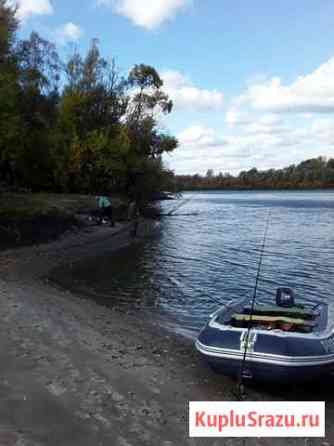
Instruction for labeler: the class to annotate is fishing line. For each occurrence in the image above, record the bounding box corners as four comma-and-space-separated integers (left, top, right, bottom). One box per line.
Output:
165, 196, 193, 216
237, 210, 272, 400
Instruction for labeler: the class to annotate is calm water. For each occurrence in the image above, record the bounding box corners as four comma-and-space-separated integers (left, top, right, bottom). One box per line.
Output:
58, 191, 334, 338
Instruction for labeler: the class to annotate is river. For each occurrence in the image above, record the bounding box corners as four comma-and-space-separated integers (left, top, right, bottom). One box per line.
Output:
56, 190, 334, 338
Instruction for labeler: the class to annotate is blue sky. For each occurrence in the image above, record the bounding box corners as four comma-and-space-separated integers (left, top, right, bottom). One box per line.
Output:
13, 0, 334, 174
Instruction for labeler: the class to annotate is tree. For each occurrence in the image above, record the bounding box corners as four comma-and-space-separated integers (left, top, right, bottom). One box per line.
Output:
64, 41, 128, 137
128, 64, 173, 123
11, 33, 62, 190
0, 0, 20, 181
123, 64, 177, 199
0, 0, 17, 64
175, 159, 334, 191
16, 32, 61, 94
55, 40, 131, 192
0, 21, 179, 197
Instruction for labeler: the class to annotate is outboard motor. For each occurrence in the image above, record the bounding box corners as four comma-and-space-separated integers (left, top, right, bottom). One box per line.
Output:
276, 287, 295, 308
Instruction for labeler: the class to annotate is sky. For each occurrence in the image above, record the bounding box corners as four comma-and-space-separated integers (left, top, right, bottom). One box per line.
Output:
11, 0, 334, 175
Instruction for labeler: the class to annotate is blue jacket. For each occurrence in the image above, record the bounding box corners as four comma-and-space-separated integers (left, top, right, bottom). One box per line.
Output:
97, 196, 112, 209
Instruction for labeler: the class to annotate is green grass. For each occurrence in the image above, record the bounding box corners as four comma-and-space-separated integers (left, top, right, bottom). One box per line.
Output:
0, 192, 126, 219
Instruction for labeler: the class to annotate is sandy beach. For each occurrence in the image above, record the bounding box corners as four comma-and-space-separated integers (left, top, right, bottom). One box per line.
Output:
0, 222, 333, 446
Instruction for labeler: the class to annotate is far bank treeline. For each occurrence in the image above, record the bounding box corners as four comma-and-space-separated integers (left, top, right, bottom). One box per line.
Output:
0, 1, 177, 201
176, 157, 334, 191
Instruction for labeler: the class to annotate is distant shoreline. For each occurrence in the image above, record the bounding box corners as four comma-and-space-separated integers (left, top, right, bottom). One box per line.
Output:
179, 187, 334, 192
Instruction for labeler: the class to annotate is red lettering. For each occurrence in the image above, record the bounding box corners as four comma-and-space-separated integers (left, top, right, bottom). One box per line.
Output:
248, 411, 258, 427
218, 415, 229, 432
195, 411, 206, 427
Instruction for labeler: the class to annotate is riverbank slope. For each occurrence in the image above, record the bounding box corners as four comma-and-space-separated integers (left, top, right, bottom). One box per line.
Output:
0, 192, 128, 250
0, 223, 333, 445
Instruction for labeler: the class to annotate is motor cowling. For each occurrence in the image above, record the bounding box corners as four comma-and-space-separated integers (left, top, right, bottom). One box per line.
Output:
276, 287, 295, 308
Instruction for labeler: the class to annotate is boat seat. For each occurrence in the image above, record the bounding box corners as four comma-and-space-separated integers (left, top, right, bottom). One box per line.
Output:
232, 313, 316, 327
243, 305, 317, 319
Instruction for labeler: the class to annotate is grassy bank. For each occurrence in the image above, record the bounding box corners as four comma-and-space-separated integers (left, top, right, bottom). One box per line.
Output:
0, 192, 128, 249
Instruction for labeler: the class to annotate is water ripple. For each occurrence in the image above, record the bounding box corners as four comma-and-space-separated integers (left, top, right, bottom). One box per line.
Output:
61, 191, 334, 338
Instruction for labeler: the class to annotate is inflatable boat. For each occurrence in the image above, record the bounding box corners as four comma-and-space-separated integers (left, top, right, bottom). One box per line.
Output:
196, 288, 334, 382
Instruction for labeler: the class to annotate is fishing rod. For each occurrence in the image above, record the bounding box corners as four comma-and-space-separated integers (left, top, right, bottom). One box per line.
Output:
164, 196, 193, 217
237, 210, 271, 400
159, 212, 199, 217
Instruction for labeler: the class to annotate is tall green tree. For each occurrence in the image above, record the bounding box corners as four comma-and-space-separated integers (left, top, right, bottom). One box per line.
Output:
125, 64, 177, 201
0, 16, 179, 198
0, 0, 20, 181
55, 40, 130, 192
13, 32, 61, 189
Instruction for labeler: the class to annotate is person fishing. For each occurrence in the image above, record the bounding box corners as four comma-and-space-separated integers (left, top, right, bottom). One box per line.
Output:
96, 195, 115, 227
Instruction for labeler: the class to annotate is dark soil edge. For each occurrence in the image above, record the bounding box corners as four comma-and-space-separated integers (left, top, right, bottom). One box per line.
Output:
0, 213, 82, 251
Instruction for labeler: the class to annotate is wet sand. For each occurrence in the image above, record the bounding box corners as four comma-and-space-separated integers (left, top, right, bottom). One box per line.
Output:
0, 222, 333, 445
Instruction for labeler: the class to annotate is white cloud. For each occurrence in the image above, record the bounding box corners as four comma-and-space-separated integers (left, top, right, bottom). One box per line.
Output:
226, 109, 282, 129
309, 118, 334, 145
8, 0, 53, 21
178, 125, 227, 149
55, 23, 83, 45
235, 58, 334, 114
191, 57, 334, 175
97, 0, 191, 29
162, 70, 224, 111
168, 114, 334, 175
226, 109, 252, 127
241, 115, 287, 135
167, 125, 251, 174
167, 57, 334, 174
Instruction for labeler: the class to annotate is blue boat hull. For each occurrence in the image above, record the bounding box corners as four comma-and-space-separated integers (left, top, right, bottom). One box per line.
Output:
195, 299, 334, 382
199, 352, 334, 382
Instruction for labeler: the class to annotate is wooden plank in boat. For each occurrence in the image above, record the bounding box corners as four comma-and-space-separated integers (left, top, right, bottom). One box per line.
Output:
232, 313, 316, 327
243, 305, 317, 318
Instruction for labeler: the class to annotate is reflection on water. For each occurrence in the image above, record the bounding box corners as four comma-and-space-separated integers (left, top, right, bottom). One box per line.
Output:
54, 191, 334, 338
